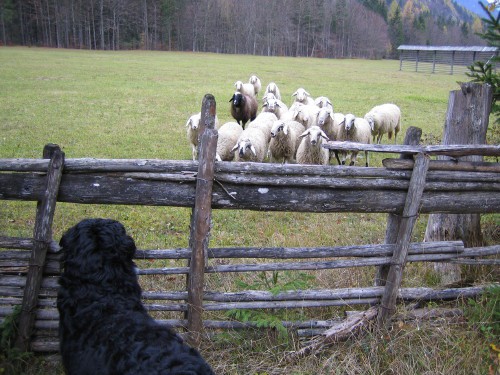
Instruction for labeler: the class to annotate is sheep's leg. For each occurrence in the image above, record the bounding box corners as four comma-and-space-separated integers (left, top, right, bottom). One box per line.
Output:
334, 150, 341, 165
365, 150, 369, 167
349, 151, 358, 166
377, 133, 382, 144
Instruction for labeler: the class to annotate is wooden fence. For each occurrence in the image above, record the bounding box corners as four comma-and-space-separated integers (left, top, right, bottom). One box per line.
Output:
0, 88, 499, 353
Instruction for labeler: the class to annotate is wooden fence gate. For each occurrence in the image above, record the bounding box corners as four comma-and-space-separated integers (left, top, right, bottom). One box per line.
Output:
0, 84, 499, 353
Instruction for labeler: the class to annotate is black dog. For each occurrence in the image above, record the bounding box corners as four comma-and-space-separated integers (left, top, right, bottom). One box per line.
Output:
57, 218, 215, 375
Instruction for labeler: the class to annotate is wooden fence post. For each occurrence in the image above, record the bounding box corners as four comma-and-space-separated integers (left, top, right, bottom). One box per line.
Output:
377, 153, 430, 328
424, 82, 493, 285
186, 94, 218, 347
15, 144, 64, 351
375, 127, 422, 287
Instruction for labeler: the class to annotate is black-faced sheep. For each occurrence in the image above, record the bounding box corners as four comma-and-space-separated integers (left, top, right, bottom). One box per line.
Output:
216, 122, 243, 161
229, 91, 258, 129
339, 114, 371, 167
231, 127, 268, 162
364, 103, 402, 144
269, 120, 306, 164
296, 125, 330, 165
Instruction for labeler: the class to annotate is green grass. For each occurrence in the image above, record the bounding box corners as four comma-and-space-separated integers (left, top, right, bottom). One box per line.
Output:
0, 47, 498, 374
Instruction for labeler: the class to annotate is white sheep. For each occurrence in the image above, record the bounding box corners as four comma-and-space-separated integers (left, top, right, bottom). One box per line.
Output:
247, 112, 278, 144
291, 103, 319, 129
296, 125, 330, 165
264, 82, 281, 100
234, 80, 256, 98
314, 96, 334, 111
316, 108, 343, 165
186, 112, 220, 161
231, 127, 268, 162
364, 103, 401, 144
249, 75, 262, 96
268, 120, 306, 164
216, 122, 243, 161
261, 96, 289, 120
338, 114, 371, 167
291, 87, 315, 106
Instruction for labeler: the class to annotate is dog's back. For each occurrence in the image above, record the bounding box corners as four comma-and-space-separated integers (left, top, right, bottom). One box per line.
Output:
57, 219, 215, 375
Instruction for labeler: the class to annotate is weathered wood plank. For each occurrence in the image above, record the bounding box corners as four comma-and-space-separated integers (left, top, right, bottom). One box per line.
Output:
15, 145, 64, 351
324, 141, 500, 157
383, 158, 500, 172
135, 240, 464, 260
378, 153, 430, 327
186, 94, 218, 347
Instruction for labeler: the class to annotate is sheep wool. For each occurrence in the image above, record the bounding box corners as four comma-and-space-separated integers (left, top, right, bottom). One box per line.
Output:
364, 103, 401, 144
269, 120, 305, 164
232, 127, 268, 162
296, 125, 330, 165
230, 91, 258, 129
216, 122, 243, 161
339, 114, 371, 167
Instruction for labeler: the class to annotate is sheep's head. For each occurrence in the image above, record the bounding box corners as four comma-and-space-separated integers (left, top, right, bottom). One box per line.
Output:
234, 81, 244, 91
299, 126, 329, 146
249, 75, 260, 85
364, 114, 375, 131
317, 108, 332, 127
266, 82, 278, 94
344, 114, 356, 132
232, 139, 257, 158
292, 88, 311, 103
314, 96, 332, 109
186, 113, 201, 129
230, 92, 244, 107
271, 121, 287, 138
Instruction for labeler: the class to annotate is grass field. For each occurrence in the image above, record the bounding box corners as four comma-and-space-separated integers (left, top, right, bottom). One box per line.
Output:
0, 47, 499, 374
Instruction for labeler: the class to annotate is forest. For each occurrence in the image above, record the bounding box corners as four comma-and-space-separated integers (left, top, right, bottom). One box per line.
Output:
0, 0, 487, 59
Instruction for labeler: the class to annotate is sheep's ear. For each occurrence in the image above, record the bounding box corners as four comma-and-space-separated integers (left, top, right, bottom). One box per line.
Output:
216, 154, 222, 162
231, 143, 239, 152
250, 145, 257, 156
299, 129, 310, 138
339, 119, 345, 126
292, 91, 298, 97
283, 123, 289, 135
320, 130, 329, 141
185, 119, 191, 127
229, 95, 234, 102
304, 90, 311, 97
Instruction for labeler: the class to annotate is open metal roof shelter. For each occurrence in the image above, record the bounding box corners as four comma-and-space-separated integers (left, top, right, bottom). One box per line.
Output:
397, 45, 498, 74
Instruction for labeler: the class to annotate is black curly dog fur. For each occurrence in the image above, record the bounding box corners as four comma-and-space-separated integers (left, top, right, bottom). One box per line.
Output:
57, 218, 215, 375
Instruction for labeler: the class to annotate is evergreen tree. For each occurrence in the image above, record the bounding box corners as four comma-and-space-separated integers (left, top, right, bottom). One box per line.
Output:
466, 2, 500, 132
388, 1, 404, 57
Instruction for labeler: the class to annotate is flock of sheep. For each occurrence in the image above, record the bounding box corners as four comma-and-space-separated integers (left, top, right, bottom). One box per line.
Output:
186, 75, 402, 166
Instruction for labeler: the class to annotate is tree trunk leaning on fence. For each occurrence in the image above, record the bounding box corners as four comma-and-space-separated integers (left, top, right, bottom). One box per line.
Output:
424, 82, 493, 285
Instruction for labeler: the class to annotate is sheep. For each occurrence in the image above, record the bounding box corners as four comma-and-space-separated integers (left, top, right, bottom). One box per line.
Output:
291, 87, 315, 106
291, 103, 319, 129
316, 107, 342, 165
268, 120, 305, 164
216, 122, 243, 161
263, 82, 281, 101
231, 127, 268, 162
364, 103, 401, 144
186, 112, 220, 161
338, 113, 371, 167
296, 125, 330, 165
234, 80, 256, 98
229, 91, 258, 129
249, 75, 262, 96
314, 96, 334, 111
261, 96, 289, 120
247, 112, 278, 144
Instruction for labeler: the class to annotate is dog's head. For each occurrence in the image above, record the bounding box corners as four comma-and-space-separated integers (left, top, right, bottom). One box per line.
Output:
59, 218, 137, 282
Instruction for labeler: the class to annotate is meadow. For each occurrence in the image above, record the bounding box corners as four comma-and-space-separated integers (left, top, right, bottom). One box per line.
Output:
0, 47, 498, 374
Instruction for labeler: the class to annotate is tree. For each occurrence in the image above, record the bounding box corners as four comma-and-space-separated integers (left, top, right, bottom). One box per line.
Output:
388, 1, 404, 57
